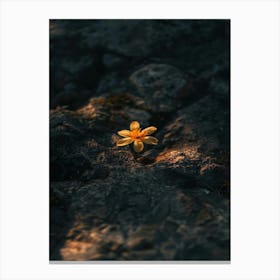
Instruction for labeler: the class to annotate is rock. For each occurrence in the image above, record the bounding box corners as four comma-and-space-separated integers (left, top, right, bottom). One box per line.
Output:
126, 237, 153, 251
81, 166, 110, 181
102, 53, 124, 70
125, 108, 151, 128
96, 72, 126, 95
199, 163, 229, 196
50, 33, 104, 108
63, 82, 78, 92
81, 20, 193, 58
130, 64, 187, 112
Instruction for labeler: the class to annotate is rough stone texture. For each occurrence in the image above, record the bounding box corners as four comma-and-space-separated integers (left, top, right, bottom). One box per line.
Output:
50, 20, 230, 261
130, 64, 187, 112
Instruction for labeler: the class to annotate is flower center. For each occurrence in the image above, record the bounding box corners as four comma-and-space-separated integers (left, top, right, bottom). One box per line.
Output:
130, 129, 144, 141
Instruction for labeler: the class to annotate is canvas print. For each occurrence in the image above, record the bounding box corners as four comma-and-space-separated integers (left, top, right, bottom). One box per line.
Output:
50, 19, 230, 261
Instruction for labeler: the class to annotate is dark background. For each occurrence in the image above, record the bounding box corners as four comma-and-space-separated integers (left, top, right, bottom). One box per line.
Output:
50, 20, 230, 261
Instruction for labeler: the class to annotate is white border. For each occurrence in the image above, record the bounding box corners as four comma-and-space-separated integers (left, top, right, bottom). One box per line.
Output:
1, 0, 279, 279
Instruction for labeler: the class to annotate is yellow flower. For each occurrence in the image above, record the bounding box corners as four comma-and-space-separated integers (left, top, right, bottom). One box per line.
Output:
117, 121, 158, 153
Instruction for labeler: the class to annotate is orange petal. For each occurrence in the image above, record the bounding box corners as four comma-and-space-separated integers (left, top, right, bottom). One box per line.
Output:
141, 126, 157, 136
117, 137, 133, 146
142, 136, 158, 145
117, 130, 131, 137
130, 121, 140, 131
133, 140, 144, 152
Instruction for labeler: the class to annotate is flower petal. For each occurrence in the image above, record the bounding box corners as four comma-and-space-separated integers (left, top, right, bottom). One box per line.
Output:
133, 140, 144, 152
117, 137, 133, 146
141, 126, 157, 136
142, 136, 158, 145
130, 121, 140, 131
117, 130, 131, 137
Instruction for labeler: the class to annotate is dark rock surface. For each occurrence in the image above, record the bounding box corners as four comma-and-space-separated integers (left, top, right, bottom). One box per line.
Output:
50, 20, 230, 261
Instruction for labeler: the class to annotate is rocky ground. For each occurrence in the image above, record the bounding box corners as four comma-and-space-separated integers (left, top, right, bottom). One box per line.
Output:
50, 20, 230, 261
